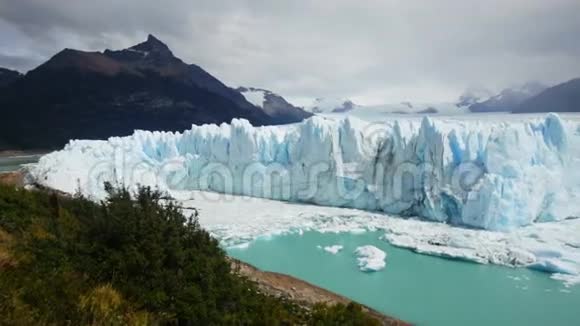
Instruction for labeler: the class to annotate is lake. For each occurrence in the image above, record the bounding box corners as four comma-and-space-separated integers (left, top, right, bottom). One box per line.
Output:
229, 231, 580, 326
0, 154, 43, 173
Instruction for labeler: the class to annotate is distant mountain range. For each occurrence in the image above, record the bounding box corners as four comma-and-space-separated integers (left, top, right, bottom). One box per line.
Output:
460, 80, 580, 114
1, 34, 578, 151
304, 98, 356, 113
514, 78, 580, 113
308, 78, 580, 117
465, 82, 547, 113
305, 97, 467, 116
0, 35, 310, 150
456, 87, 495, 109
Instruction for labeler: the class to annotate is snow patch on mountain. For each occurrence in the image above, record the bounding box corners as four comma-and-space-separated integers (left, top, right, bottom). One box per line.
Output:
239, 88, 266, 107
237, 87, 312, 124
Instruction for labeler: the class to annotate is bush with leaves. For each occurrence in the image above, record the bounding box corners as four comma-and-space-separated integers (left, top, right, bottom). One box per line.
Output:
0, 183, 381, 325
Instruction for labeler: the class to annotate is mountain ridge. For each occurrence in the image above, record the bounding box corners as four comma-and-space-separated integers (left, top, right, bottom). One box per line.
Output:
468, 82, 547, 113
514, 78, 580, 113
0, 35, 305, 150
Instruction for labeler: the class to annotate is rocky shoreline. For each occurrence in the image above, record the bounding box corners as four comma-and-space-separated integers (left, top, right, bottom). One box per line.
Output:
230, 257, 409, 326
0, 171, 24, 187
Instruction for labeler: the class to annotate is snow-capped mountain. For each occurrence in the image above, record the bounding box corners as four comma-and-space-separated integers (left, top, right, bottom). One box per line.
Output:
469, 82, 547, 113
456, 87, 495, 108
307, 99, 468, 121
305, 98, 358, 113
514, 78, 580, 113
237, 87, 312, 124
363, 102, 466, 115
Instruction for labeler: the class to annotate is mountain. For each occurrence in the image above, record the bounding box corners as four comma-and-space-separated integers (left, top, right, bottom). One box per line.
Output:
0, 67, 22, 88
0, 35, 297, 150
514, 78, 580, 113
456, 87, 494, 108
304, 98, 466, 120
469, 82, 547, 113
237, 87, 312, 123
305, 98, 358, 113
358, 102, 466, 117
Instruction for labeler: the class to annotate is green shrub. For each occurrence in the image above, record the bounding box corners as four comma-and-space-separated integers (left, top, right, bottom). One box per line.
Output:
0, 184, 380, 325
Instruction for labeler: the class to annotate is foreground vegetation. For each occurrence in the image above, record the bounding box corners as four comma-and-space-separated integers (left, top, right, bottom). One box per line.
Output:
0, 183, 379, 325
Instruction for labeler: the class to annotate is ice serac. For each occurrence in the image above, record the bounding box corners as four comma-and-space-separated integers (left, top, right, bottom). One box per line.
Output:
30, 114, 580, 231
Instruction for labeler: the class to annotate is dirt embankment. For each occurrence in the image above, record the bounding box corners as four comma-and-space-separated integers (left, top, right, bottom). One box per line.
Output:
230, 258, 410, 326
0, 171, 24, 187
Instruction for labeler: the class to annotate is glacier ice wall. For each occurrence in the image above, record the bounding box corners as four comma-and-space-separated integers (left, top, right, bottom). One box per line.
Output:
30, 113, 580, 231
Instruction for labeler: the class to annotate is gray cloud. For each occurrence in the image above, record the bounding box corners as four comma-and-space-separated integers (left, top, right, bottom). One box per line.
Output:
0, 53, 41, 72
1, 0, 579, 104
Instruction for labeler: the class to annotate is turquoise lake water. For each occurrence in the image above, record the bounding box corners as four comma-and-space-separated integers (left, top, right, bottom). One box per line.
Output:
228, 231, 580, 326
0, 155, 41, 173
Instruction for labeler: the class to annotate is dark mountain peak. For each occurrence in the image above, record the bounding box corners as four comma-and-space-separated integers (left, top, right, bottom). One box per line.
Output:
52, 48, 77, 57
102, 34, 179, 70
130, 34, 173, 57
147, 34, 163, 44
0, 35, 310, 150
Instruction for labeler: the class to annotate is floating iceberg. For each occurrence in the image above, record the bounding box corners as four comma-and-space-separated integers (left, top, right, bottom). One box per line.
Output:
30, 113, 580, 231
322, 245, 343, 254
355, 245, 387, 272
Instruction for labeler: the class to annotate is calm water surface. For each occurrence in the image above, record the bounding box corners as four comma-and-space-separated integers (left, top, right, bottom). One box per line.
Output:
229, 231, 580, 326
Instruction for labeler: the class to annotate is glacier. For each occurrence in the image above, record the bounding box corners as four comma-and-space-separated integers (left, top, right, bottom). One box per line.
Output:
30, 113, 580, 232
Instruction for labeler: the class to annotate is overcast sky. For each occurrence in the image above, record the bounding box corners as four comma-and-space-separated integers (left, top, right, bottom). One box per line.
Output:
1, 0, 579, 105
